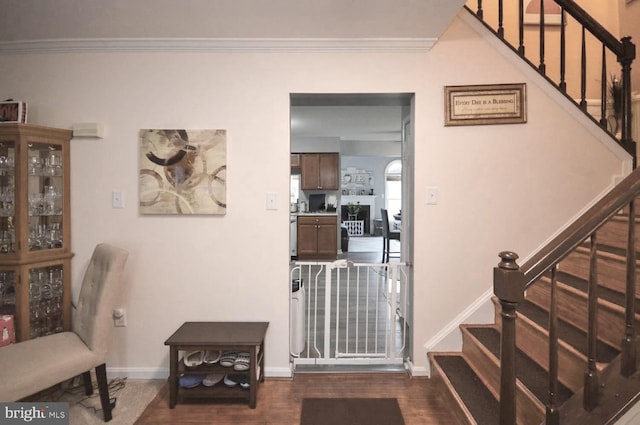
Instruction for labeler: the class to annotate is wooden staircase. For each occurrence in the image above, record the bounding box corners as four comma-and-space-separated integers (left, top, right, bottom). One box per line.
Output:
427, 3, 639, 423
429, 198, 640, 424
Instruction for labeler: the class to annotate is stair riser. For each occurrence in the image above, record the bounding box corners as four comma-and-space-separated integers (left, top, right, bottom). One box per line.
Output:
526, 280, 631, 351
493, 304, 584, 392
461, 327, 544, 425
596, 216, 640, 252
427, 353, 476, 425
559, 249, 640, 298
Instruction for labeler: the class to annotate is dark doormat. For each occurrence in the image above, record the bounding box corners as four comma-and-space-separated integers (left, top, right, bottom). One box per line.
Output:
300, 398, 405, 425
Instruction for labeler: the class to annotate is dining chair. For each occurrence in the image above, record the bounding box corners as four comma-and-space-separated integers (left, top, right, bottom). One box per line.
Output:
0, 243, 129, 422
381, 208, 400, 263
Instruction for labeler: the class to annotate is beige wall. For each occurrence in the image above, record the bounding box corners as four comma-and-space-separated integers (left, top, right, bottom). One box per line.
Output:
0, 10, 630, 377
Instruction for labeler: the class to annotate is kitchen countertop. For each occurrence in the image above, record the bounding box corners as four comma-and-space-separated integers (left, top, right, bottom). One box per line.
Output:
292, 212, 339, 216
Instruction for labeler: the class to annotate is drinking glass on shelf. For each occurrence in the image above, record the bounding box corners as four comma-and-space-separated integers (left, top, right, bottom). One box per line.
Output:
45, 153, 62, 177
29, 193, 43, 216
28, 156, 42, 176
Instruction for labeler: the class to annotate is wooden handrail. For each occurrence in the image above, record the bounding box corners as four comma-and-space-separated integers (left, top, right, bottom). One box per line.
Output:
554, 0, 626, 58
521, 166, 640, 286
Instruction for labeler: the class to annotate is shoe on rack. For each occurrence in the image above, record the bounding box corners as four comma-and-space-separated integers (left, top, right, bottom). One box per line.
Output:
183, 351, 204, 368
233, 352, 250, 371
179, 374, 206, 389
224, 373, 249, 389
219, 351, 238, 367
202, 373, 224, 387
203, 350, 221, 365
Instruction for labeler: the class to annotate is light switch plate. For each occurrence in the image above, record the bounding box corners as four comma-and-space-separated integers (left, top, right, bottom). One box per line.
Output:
266, 192, 278, 210
112, 191, 125, 208
426, 187, 439, 205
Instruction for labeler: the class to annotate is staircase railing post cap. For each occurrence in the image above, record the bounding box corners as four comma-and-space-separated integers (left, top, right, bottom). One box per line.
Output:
494, 251, 525, 303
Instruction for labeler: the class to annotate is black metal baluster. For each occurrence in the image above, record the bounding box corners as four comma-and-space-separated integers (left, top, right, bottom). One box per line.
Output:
498, 0, 504, 38
580, 26, 588, 110
600, 45, 608, 129
539, 0, 546, 74
518, 0, 525, 54
546, 265, 559, 425
584, 232, 599, 411
620, 36, 636, 157
559, 8, 567, 92
622, 199, 637, 376
477, 0, 483, 19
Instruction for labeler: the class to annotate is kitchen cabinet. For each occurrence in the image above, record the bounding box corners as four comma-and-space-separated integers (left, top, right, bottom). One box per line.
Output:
0, 124, 73, 342
290, 153, 301, 170
300, 153, 339, 190
297, 215, 337, 260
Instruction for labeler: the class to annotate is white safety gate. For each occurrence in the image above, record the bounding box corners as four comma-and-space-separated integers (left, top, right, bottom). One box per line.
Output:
290, 260, 408, 366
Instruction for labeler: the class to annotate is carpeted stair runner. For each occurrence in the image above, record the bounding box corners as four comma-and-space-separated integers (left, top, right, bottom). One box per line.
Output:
518, 300, 620, 363
467, 327, 574, 406
433, 354, 499, 425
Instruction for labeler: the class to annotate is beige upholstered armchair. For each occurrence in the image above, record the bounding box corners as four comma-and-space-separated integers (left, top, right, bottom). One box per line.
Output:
0, 243, 129, 422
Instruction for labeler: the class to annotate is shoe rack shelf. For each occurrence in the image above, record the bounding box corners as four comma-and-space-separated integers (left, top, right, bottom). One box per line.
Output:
164, 322, 269, 409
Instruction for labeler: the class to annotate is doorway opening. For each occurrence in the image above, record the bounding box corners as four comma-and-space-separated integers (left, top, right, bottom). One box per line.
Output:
289, 93, 415, 372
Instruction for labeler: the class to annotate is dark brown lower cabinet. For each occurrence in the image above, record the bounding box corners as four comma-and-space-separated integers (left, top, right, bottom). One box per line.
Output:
297, 215, 337, 260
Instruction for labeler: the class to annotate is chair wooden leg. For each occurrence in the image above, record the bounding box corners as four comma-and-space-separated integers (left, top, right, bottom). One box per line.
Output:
82, 371, 93, 395
95, 363, 113, 422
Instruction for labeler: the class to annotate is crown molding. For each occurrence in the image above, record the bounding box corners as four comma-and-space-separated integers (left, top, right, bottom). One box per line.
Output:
0, 37, 437, 54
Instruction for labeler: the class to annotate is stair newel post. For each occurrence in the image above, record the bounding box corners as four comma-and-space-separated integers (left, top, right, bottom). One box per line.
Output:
546, 265, 560, 425
494, 251, 525, 425
622, 199, 637, 377
584, 233, 600, 411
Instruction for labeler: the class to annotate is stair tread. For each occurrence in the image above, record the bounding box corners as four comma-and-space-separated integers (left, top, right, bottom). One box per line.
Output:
518, 300, 620, 363
467, 326, 574, 405
434, 354, 499, 425
555, 271, 640, 313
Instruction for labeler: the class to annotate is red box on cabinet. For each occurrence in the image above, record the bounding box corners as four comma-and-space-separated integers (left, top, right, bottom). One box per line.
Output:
0, 315, 15, 347
0, 100, 27, 123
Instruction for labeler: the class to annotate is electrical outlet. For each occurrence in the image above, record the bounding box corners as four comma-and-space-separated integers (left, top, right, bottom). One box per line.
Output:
113, 308, 127, 327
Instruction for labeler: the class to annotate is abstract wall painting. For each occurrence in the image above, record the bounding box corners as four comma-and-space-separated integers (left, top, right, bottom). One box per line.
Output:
139, 129, 227, 215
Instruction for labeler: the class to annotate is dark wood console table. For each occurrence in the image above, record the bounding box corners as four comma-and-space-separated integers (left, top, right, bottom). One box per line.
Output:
164, 321, 268, 408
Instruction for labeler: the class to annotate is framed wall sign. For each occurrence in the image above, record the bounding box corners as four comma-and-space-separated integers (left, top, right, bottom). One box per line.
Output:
444, 83, 527, 126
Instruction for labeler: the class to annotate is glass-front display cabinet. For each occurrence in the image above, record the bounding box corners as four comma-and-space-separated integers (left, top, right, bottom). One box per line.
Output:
0, 124, 73, 341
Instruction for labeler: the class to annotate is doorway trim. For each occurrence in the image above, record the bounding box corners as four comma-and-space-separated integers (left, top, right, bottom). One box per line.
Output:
289, 92, 415, 372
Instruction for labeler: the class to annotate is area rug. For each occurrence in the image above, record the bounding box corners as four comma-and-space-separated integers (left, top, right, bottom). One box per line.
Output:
300, 398, 405, 425
29, 376, 164, 425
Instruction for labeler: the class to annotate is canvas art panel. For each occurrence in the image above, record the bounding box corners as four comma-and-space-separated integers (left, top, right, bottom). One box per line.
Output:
139, 129, 227, 215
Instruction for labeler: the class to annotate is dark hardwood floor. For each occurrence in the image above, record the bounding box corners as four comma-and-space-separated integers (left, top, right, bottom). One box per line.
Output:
135, 373, 457, 425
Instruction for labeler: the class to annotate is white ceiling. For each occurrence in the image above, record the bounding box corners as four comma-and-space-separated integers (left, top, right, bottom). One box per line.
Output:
0, 1, 461, 152
290, 94, 412, 145
0, 0, 465, 41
